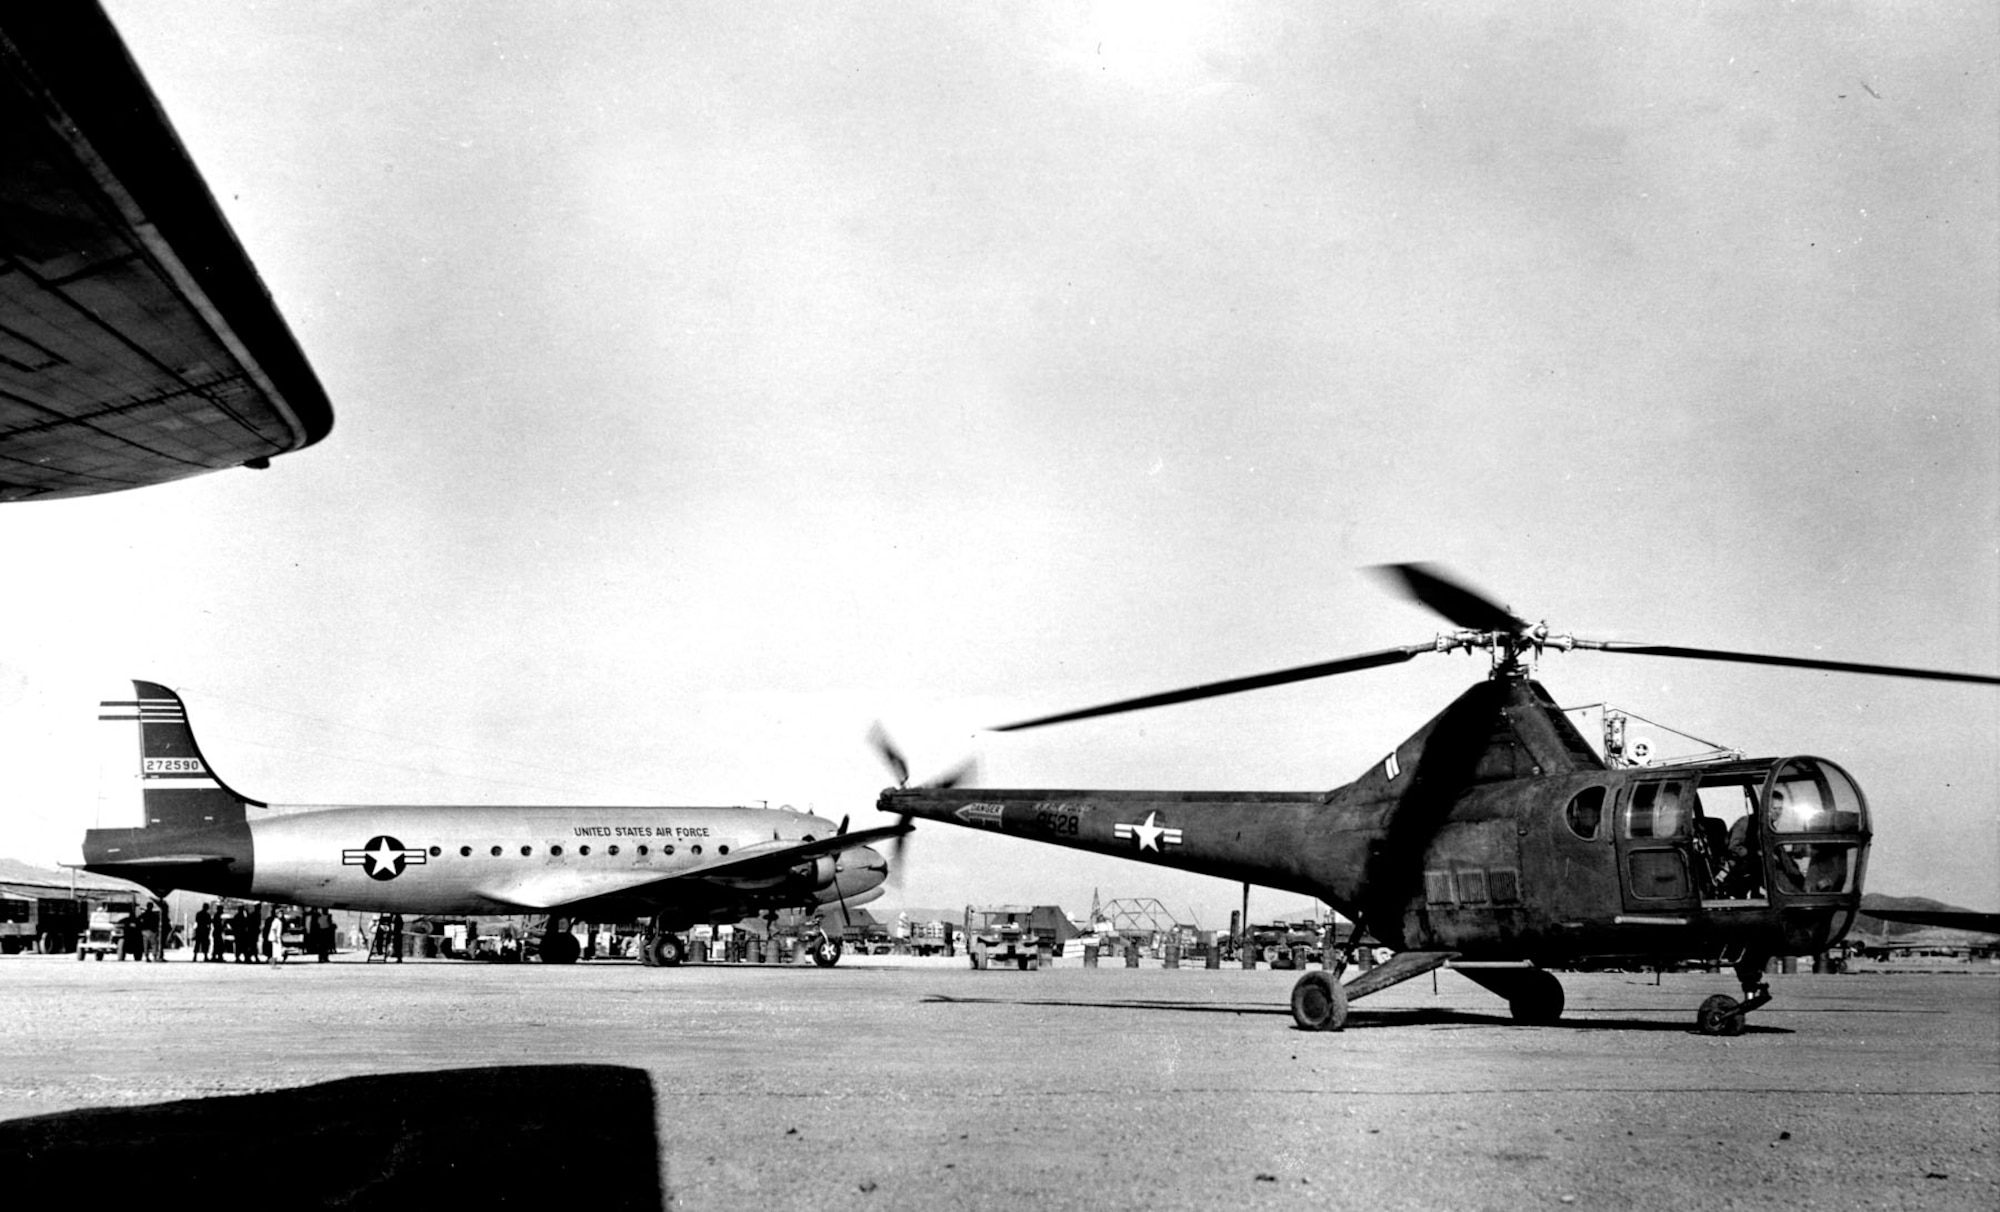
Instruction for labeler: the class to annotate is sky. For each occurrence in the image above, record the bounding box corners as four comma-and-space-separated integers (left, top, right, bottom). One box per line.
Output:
1, 2, 1994, 926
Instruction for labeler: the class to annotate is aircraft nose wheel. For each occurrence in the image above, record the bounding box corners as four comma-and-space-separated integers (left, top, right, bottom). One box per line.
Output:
812, 936, 843, 967
1290, 970, 1348, 1031
1697, 994, 1746, 1036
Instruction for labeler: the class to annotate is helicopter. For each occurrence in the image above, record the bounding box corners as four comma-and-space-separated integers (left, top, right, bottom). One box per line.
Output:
876, 564, 1999, 1035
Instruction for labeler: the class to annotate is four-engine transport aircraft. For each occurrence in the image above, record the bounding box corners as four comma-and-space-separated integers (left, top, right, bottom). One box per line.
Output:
79, 681, 904, 966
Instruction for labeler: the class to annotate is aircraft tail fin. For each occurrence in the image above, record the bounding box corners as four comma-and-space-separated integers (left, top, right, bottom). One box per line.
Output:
95, 680, 262, 831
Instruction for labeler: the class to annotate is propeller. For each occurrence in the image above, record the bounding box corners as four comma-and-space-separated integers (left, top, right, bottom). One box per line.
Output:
868, 723, 976, 880
983, 562, 1999, 733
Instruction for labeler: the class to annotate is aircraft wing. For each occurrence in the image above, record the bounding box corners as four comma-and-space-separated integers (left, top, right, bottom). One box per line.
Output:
0, 5, 333, 503
469, 823, 911, 912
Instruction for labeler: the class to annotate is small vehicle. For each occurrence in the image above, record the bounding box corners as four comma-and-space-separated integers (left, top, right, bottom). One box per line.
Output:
75, 910, 124, 960
965, 905, 1059, 970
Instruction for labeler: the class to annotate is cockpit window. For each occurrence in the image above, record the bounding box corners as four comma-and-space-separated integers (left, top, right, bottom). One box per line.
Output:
1769, 758, 1867, 834
1564, 786, 1606, 840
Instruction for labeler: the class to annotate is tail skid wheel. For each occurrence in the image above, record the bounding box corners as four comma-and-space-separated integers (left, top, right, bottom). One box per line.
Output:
1290, 970, 1348, 1032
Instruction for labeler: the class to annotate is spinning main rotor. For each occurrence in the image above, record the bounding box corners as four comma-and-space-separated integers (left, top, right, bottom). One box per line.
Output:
987, 563, 2000, 734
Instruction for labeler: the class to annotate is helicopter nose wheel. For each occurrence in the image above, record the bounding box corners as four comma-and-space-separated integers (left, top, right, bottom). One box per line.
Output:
1697, 981, 1770, 1035
1289, 970, 1349, 1031
1696, 994, 1746, 1036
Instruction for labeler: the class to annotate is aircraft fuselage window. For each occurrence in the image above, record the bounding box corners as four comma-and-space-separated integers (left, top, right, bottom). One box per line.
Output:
691, 844, 703, 855
550, 845, 563, 857
520, 846, 532, 857
489, 846, 502, 857
459, 846, 472, 857
1565, 786, 1607, 840
578, 845, 590, 856
429, 846, 441, 857
608, 845, 620, 856
718, 845, 729, 856
663, 845, 674, 856
637, 845, 649, 856
1626, 781, 1691, 839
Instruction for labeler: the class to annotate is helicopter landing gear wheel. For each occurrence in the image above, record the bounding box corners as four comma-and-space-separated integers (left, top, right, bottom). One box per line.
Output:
1290, 970, 1348, 1031
812, 936, 842, 968
1506, 969, 1565, 1026
649, 935, 685, 968
1697, 993, 1746, 1036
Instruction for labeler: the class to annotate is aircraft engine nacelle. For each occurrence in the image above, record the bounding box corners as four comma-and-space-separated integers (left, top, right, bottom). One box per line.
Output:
792, 855, 838, 891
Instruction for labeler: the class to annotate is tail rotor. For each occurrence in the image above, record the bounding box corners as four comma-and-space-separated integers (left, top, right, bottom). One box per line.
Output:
867, 722, 976, 880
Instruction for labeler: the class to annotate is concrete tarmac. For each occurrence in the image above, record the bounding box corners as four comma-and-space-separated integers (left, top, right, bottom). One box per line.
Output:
1, 954, 1994, 1210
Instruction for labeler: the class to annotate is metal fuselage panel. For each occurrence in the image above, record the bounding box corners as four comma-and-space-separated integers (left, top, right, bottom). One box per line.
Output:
241, 806, 837, 916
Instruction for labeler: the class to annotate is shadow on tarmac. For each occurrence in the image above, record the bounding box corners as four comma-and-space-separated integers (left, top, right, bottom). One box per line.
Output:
0, 1063, 665, 1208
920, 994, 1795, 1035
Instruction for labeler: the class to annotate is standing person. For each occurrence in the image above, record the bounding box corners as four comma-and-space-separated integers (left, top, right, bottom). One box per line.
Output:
313, 909, 333, 962
246, 903, 264, 964
389, 913, 404, 963
139, 902, 160, 962
230, 906, 249, 962
210, 904, 228, 961
264, 910, 285, 964
192, 903, 211, 963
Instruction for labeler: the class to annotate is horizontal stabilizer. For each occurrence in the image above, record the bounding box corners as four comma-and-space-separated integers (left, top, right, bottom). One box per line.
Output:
76, 854, 236, 868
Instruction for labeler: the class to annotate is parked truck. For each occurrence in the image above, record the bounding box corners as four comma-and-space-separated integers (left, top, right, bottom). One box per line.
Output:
0, 893, 86, 954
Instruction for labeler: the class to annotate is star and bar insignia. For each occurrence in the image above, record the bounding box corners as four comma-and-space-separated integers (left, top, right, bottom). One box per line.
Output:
342, 835, 428, 881
1114, 811, 1183, 852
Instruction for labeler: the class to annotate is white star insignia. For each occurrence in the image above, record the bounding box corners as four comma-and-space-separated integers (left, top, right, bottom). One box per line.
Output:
1114, 812, 1183, 852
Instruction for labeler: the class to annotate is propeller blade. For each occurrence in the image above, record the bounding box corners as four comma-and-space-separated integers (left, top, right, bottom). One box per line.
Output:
867, 722, 909, 787
837, 814, 849, 836
1577, 639, 2000, 686
991, 643, 1432, 732
1371, 562, 1527, 634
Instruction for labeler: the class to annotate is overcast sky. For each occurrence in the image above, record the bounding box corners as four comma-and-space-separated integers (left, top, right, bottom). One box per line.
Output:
2, 2, 1994, 925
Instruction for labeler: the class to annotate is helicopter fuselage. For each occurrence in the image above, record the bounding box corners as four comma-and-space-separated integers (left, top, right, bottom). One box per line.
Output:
878, 677, 1871, 967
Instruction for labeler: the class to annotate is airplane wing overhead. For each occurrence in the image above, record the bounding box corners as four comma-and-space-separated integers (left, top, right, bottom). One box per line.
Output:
0, 4, 333, 503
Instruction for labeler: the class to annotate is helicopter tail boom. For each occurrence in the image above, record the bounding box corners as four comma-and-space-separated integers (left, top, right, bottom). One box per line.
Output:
875, 786, 1374, 910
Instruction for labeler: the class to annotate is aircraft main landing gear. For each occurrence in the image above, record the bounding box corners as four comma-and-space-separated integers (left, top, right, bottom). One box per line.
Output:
540, 922, 581, 964
1290, 970, 1348, 1031
811, 933, 843, 967
641, 933, 685, 967
1459, 967, 1566, 1026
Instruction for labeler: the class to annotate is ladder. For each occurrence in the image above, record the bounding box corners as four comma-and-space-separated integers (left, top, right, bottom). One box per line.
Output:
366, 914, 399, 963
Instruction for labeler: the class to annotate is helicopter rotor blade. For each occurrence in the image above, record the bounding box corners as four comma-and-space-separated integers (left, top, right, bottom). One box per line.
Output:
1370, 562, 1528, 634
1575, 639, 2000, 686
991, 643, 1433, 732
